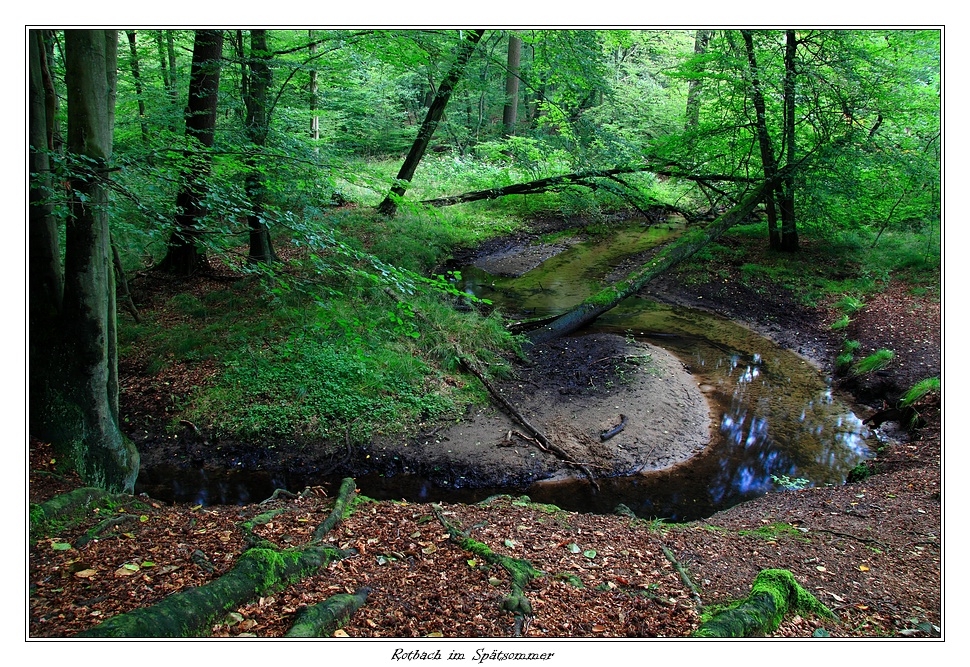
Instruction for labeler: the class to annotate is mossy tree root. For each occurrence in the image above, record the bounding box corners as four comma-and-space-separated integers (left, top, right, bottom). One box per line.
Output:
692, 569, 835, 638
29, 487, 147, 539
285, 586, 372, 637
78, 477, 360, 638
433, 504, 542, 637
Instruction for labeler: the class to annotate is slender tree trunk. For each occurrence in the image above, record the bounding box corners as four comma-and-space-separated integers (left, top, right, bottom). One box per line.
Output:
242, 29, 277, 264
29, 30, 62, 330
684, 30, 712, 130
125, 31, 150, 144
502, 33, 521, 137
157, 30, 223, 276
741, 30, 782, 250
779, 30, 799, 252
35, 29, 140, 492
377, 29, 485, 217
309, 30, 319, 147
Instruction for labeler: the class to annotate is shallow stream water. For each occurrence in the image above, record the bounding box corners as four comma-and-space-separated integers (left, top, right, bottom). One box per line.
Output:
136, 219, 872, 520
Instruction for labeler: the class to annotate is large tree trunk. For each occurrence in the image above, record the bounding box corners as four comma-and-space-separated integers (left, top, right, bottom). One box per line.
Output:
29, 30, 62, 339
741, 30, 782, 250
34, 30, 140, 493
377, 29, 485, 217
157, 30, 223, 276
242, 29, 278, 265
526, 183, 768, 345
502, 33, 522, 137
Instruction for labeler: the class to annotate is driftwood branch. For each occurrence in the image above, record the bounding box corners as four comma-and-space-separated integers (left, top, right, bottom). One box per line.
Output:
457, 351, 600, 492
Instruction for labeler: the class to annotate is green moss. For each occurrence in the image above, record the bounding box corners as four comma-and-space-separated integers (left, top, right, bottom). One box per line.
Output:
694, 569, 834, 637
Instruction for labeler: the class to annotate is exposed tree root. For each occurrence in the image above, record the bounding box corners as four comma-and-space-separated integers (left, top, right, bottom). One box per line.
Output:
77, 478, 360, 638
285, 586, 372, 637
692, 569, 835, 638
433, 503, 542, 637
661, 544, 703, 612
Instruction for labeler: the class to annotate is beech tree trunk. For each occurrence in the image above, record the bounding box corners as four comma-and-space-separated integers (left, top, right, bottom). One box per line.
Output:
502, 33, 522, 137
377, 29, 485, 217
242, 29, 278, 264
526, 183, 768, 345
780, 30, 799, 252
125, 31, 149, 144
684, 30, 712, 130
741, 30, 782, 250
31, 30, 140, 493
157, 30, 223, 275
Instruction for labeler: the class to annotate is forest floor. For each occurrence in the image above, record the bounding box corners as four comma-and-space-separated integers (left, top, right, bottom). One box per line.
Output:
28, 224, 942, 640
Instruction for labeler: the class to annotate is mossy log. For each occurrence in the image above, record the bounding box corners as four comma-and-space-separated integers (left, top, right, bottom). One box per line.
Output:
692, 569, 835, 638
285, 586, 372, 637
78, 477, 360, 638
30, 487, 147, 539
525, 183, 768, 345
433, 504, 542, 636
30, 487, 110, 532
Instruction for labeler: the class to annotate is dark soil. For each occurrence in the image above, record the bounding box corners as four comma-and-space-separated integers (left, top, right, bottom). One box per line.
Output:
28, 220, 942, 640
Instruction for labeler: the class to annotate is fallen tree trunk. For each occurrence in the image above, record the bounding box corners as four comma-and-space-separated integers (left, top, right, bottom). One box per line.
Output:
692, 569, 835, 638
526, 183, 767, 346
78, 477, 360, 638
420, 165, 755, 209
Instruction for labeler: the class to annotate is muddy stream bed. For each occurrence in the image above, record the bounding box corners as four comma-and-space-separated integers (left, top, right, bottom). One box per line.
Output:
136, 218, 874, 521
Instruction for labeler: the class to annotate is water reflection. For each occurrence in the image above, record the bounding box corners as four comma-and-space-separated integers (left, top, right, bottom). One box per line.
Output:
137, 221, 873, 519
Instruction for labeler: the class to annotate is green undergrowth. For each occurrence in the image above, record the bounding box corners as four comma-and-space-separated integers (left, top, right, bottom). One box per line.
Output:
675, 221, 940, 307
119, 207, 526, 445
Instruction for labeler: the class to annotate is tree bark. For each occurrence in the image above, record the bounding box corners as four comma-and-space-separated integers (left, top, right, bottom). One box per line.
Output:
692, 569, 834, 637
242, 29, 277, 265
39, 29, 140, 493
684, 30, 712, 130
125, 31, 149, 144
420, 163, 752, 209
741, 30, 782, 250
377, 29, 485, 217
779, 30, 799, 252
29, 30, 62, 340
502, 33, 522, 137
157, 29, 223, 276
525, 183, 768, 345
78, 478, 359, 637
285, 587, 372, 637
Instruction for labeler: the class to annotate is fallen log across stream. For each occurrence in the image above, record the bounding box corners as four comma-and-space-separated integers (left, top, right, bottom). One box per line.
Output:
525, 183, 768, 345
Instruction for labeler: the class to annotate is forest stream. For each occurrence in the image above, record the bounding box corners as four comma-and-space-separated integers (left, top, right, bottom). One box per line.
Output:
136, 218, 874, 521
